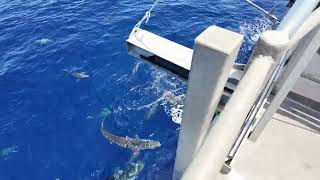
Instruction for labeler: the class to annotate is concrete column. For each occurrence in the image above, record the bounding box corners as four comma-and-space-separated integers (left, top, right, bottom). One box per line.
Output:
181, 56, 274, 180
276, 0, 319, 38
249, 25, 320, 141
173, 26, 243, 179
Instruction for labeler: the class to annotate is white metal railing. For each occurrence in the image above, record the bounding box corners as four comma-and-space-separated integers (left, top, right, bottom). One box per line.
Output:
277, 0, 320, 38
249, 7, 320, 141
180, 29, 289, 180
179, 4, 320, 180
173, 26, 243, 180
227, 1, 320, 160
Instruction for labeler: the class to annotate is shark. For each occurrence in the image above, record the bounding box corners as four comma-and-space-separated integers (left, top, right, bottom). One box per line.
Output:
100, 120, 161, 160
163, 92, 184, 106
71, 72, 89, 79
108, 161, 144, 180
61, 69, 89, 80
144, 103, 158, 121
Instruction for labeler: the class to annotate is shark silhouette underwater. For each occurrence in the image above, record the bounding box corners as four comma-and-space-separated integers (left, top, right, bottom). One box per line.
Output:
100, 119, 161, 160
107, 161, 144, 180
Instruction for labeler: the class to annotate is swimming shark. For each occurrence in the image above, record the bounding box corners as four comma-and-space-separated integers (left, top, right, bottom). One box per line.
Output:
61, 69, 89, 80
163, 92, 184, 106
108, 161, 144, 180
71, 72, 89, 79
144, 103, 158, 121
100, 120, 161, 160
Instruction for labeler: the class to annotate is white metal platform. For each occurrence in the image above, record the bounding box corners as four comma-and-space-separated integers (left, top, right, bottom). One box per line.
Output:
127, 28, 245, 91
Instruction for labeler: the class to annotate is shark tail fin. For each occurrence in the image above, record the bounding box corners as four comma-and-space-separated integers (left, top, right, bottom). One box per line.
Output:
129, 150, 140, 162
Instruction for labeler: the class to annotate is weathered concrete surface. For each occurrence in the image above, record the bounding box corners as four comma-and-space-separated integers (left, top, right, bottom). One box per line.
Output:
301, 48, 320, 83
174, 26, 243, 179
293, 77, 320, 103
292, 48, 320, 102
180, 56, 274, 180
221, 97, 320, 180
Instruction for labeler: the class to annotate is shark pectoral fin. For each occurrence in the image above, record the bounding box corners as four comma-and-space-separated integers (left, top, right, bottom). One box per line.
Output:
61, 69, 70, 73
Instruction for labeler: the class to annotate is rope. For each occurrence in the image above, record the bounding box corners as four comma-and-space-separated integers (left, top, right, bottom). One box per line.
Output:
245, 0, 280, 23
130, 0, 161, 36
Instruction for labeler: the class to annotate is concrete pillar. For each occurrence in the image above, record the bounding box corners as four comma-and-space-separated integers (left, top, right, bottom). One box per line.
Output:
227, 31, 289, 158
181, 56, 274, 180
249, 25, 320, 141
173, 26, 243, 179
276, 0, 319, 38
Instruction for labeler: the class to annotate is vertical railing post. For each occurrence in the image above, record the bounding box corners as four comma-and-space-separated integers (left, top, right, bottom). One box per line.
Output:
179, 30, 289, 180
181, 56, 274, 180
173, 26, 243, 179
249, 25, 320, 141
276, 0, 320, 38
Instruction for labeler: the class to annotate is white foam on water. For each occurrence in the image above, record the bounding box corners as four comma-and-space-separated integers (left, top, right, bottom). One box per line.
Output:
35, 38, 52, 45
132, 61, 142, 75
162, 92, 185, 124
169, 104, 184, 124
239, 17, 272, 53
117, 63, 187, 125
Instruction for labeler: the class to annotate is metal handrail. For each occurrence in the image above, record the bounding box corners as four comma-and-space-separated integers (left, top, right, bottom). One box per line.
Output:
227, 1, 320, 160
180, 29, 289, 180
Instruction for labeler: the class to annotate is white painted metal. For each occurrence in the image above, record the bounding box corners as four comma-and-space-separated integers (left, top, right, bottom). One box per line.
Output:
228, 31, 290, 158
250, 25, 320, 141
250, 8, 320, 141
181, 56, 274, 180
173, 26, 243, 179
277, 0, 319, 38
127, 28, 193, 70
127, 28, 245, 91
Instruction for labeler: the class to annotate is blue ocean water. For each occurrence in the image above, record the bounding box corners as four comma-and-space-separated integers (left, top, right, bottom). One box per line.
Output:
0, 0, 288, 179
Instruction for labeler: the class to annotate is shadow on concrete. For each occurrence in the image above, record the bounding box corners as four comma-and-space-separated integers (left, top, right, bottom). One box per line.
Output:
275, 97, 320, 133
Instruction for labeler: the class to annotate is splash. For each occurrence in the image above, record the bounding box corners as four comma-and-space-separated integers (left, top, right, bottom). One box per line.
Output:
162, 92, 185, 124
169, 104, 184, 124
35, 38, 52, 45
115, 64, 187, 124
132, 61, 143, 75
239, 17, 272, 54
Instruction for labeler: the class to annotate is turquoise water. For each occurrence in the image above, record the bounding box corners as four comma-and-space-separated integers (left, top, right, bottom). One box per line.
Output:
0, 0, 288, 179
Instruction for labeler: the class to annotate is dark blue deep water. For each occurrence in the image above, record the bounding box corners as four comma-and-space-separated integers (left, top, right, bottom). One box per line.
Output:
1, 0, 288, 179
